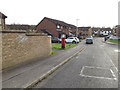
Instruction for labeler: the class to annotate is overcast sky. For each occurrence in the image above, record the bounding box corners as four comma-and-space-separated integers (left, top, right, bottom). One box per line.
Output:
0, 0, 119, 28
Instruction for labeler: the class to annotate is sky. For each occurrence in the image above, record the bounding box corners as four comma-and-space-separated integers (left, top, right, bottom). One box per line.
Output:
0, 0, 119, 28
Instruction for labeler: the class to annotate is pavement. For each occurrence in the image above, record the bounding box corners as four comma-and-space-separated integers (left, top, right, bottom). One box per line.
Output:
2, 41, 85, 89
101, 38, 119, 46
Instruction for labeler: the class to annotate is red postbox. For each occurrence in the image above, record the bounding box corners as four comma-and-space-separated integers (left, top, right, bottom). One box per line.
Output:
61, 34, 66, 49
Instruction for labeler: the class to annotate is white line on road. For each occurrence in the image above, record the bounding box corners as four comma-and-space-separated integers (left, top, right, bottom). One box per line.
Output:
80, 66, 117, 80
101, 47, 118, 72
84, 66, 110, 70
114, 50, 120, 53
110, 69, 117, 80
80, 66, 85, 75
108, 57, 118, 72
80, 74, 117, 80
76, 56, 79, 59
105, 53, 118, 73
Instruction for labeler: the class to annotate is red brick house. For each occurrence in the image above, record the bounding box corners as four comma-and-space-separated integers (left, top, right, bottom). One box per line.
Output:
92, 27, 113, 37
99, 28, 113, 36
0, 12, 7, 30
35, 17, 76, 38
78, 27, 92, 38
113, 25, 120, 37
92, 27, 101, 36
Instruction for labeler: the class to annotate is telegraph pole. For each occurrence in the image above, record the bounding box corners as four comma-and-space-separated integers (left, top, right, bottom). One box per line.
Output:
76, 19, 79, 37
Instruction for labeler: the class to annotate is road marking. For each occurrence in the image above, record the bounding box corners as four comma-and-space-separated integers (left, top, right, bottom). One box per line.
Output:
98, 38, 118, 77
80, 66, 117, 80
101, 47, 118, 72
77, 47, 86, 55
76, 56, 79, 59
80, 66, 85, 75
80, 74, 117, 80
110, 69, 117, 80
84, 66, 110, 70
114, 50, 120, 53
108, 56, 118, 72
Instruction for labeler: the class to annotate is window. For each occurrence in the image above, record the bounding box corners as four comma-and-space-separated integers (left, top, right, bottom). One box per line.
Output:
57, 25, 60, 29
68, 37, 73, 39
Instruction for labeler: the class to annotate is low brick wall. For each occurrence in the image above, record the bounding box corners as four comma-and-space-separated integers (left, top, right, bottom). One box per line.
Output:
1, 30, 52, 70
0, 32, 2, 70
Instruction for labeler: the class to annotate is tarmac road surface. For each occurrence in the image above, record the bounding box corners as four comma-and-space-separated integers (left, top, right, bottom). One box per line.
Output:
34, 37, 118, 88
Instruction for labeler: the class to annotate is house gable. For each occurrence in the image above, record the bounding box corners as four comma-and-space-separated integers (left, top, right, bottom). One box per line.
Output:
35, 17, 77, 37
35, 17, 58, 37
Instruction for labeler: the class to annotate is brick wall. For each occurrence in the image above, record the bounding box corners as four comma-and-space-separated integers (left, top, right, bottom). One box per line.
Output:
88, 28, 92, 36
116, 26, 120, 37
0, 32, 2, 70
0, 18, 6, 30
1, 30, 52, 70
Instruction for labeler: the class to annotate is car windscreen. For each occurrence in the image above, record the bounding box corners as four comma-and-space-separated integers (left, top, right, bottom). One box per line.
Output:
67, 37, 74, 39
86, 39, 92, 41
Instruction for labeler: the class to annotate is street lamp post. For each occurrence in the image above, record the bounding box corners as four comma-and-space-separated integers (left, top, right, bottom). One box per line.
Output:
76, 19, 79, 37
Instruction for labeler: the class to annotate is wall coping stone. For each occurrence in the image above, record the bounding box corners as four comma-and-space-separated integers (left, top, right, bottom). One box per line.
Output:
0, 30, 26, 33
26, 33, 49, 36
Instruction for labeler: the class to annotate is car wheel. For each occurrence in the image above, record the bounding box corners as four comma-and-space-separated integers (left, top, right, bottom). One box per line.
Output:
72, 41, 76, 43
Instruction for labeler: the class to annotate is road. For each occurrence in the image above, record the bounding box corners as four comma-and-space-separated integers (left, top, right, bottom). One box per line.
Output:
34, 37, 118, 88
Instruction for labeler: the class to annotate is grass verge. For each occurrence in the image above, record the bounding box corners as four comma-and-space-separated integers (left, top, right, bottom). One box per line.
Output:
108, 40, 120, 44
52, 43, 78, 50
51, 51, 58, 55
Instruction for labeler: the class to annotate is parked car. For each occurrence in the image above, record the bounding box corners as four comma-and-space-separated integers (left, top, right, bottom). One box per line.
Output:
105, 35, 112, 39
86, 38, 93, 44
51, 37, 60, 43
65, 37, 79, 43
109, 35, 120, 40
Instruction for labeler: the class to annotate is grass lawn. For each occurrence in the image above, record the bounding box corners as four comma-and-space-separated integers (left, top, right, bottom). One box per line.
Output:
108, 40, 120, 44
50, 51, 58, 55
52, 43, 78, 50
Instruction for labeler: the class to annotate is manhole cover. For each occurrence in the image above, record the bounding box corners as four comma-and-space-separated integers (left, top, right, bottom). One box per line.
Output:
80, 66, 116, 80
